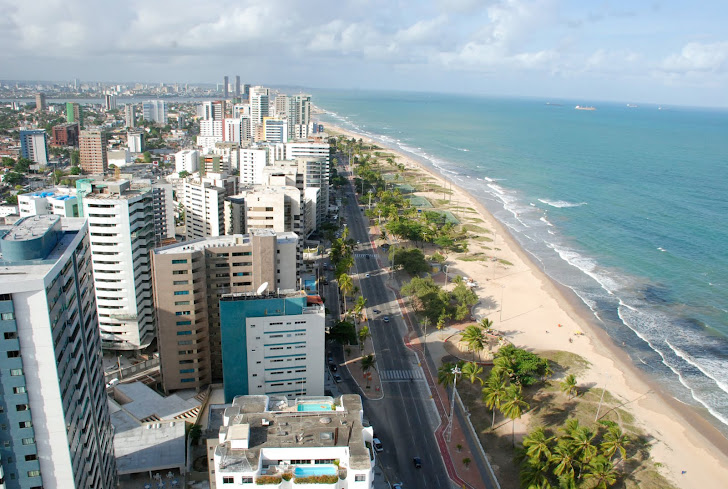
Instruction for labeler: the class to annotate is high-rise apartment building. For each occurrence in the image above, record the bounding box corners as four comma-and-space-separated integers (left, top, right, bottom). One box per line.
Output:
234, 75, 240, 98
262, 117, 288, 143
182, 178, 227, 240
224, 186, 305, 239
223, 76, 229, 99
65, 102, 81, 124
127, 130, 144, 153
124, 104, 136, 128
0, 215, 117, 489
201, 101, 225, 121
151, 183, 175, 246
250, 87, 270, 139
51, 123, 80, 147
103, 94, 117, 111
142, 100, 167, 124
151, 230, 299, 391
174, 149, 199, 174
219, 290, 325, 401
79, 129, 108, 174
78, 179, 155, 351
35, 92, 46, 112
243, 84, 251, 102
17, 189, 79, 218
285, 142, 331, 209
19, 129, 49, 166
238, 148, 268, 185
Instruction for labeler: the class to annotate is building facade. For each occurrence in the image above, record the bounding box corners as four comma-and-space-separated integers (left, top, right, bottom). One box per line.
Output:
19, 130, 48, 166
0, 215, 117, 489
34, 93, 46, 112
174, 150, 199, 174
127, 130, 144, 153
51, 123, 80, 147
79, 129, 108, 175
142, 100, 167, 124
182, 178, 226, 240
78, 179, 155, 351
124, 104, 136, 128
151, 230, 298, 391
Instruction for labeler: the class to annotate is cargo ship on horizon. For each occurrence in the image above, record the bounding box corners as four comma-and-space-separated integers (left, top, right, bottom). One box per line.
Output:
575, 105, 596, 111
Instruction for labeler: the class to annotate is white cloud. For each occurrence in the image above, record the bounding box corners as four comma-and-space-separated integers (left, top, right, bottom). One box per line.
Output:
660, 42, 728, 74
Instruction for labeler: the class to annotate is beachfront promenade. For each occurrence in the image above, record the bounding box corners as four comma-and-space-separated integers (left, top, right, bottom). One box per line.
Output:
336, 162, 499, 489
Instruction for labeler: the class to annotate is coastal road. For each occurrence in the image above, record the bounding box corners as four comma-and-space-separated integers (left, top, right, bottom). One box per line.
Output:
337, 167, 454, 488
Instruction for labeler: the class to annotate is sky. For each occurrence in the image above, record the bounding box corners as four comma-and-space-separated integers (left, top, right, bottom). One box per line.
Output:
2, 0, 728, 107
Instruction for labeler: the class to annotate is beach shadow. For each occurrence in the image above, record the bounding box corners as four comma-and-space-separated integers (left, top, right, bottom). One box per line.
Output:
479, 296, 498, 310
539, 400, 579, 427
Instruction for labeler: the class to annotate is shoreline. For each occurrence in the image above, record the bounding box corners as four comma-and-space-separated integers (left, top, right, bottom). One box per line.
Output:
321, 119, 728, 487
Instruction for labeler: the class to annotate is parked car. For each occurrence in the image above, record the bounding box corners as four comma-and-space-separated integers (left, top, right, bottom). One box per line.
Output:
373, 309, 381, 314
328, 362, 338, 372
333, 374, 343, 383
106, 378, 120, 388
413, 457, 422, 468
373, 438, 383, 452
390, 484, 404, 489
383, 316, 390, 323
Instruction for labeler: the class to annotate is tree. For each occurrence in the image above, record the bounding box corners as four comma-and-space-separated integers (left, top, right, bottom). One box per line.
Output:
70, 166, 81, 175
519, 459, 554, 489
437, 361, 461, 387
491, 345, 550, 386
582, 457, 618, 489
551, 442, 577, 485
2, 171, 24, 186
361, 354, 376, 386
560, 374, 578, 399
352, 295, 367, 323
571, 426, 597, 466
500, 384, 529, 447
522, 426, 555, 463
338, 274, 353, 315
461, 361, 484, 385
4, 194, 17, 205
142, 151, 152, 163
327, 320, 356, 346
188, 424, 202, 445
600, 425, 629, 462
461, 325, 486, 361
479, 317, 494, 333
179, 170, 190, 178
358, 326, 371, 352
482, 373, 508, 428
1, 156, 15, 168
70, 150, 80, 166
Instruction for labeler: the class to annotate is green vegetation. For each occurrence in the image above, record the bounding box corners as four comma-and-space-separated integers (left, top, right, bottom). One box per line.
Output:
401, 275, 478, 327
389, 247, 430, 275
328, 320, 356, 346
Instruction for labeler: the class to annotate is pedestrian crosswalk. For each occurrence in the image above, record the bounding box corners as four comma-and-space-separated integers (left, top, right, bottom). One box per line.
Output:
379, 369, 425, 381
355, 253, 374, 258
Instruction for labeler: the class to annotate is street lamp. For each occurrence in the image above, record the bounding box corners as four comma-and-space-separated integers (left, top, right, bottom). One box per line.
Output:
444, 264, 449, 284
445, 365, 462, 442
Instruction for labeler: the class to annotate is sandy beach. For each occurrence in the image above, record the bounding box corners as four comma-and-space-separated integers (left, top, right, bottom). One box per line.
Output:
323, 120, 728, 488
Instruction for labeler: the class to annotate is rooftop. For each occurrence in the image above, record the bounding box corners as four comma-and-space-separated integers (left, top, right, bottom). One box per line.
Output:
212, 395, 372, 473
114, 420, 186, 475
153, 231, 298, 255
111, 381, 201, 422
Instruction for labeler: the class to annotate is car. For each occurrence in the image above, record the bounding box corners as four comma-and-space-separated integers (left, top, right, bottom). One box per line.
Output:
413, 457, 422, 469
391, 484, 404, 489
383, 316, 390, 323
373, 309, 381, 314
373, 438, 383, 452
328, 362, 338, 372
333, 374, 343, 383
106, 378, 120, 388
365, 254, 369, 259
365, 273, 370, 278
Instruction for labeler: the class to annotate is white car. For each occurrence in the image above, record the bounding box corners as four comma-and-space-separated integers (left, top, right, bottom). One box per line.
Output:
106, 378, 120, 388
373, 438, 383, 452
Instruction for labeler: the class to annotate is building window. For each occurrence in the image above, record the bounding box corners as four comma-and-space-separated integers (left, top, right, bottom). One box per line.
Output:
176, 331, 192, 336
25, 454, 37, 461
175, 301, 190, 306
28, 470, 41, 477
174, 291, 189, 296
241, 476, 253, 483
172, 259, 188, 264
16, 404, 29, 411
173, 280, 189, 285
1, 312, 15, 320
13, 386, 26, 394
222, 476, 234, 484
22, 437, 35, 445
19, 421, 32, 429
355, 475, 366, 482
7, 350, 20, 358
4, 331, 17, 339
180, 369, 195, 374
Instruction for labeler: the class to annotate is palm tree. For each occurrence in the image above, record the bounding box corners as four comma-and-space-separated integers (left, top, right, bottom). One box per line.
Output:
560, 374, 578, 399
482, 373, 508, 429
479, 317, 494, 333
600, 425, 629, 463
500, 384, 530, 446
358, 326, 371, 353
460, 325, 486, 362
571, 426, 597, 466
352, 295, 367, 323
437, 362, 459, 387
582, 456, 618, 489
338, 273, 353, 315
461, 361, 484, 386
519, 459, 554, 489
361, 354, 376, 386
492, 354, 516, 384
522, 426, 555, 463
551, 442, 577, 485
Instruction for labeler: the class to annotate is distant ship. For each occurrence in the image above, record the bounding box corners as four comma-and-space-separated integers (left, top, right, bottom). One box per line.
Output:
545, 102, 563, 106
626, 104, 638, 108
575, 105, 596, 111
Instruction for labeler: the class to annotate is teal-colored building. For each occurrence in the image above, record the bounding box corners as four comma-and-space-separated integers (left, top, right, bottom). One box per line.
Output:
220, 293, 325, 403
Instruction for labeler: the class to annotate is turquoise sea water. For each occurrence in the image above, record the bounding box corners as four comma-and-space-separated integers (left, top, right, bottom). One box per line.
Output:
313, 90, 728, 435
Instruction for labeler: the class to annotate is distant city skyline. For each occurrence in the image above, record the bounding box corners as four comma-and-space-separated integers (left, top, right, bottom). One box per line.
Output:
1, 1, 727, 107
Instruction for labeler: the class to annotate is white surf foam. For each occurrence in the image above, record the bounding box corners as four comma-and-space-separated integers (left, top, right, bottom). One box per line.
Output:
538, 198, 588, 208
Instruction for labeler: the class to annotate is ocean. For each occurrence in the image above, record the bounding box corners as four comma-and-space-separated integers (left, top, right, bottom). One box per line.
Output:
312, 89, 728, 435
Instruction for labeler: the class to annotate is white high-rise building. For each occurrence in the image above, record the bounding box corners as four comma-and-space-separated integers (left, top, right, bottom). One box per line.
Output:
223, 118, 242, 143
127, 130, 144, 153
151, 182, 175, 245
232, 103, 250, 118
238, 148, 268, 185
182, 178, 227, 240
125, 104, 136, 127
17, 189, 79, 218
263, 117, 288, 143
201, 101, 225, 121
80, 179, 156, 351
19, 129, 49, 166
0, 215, 117, 489
174, 149, 199, 174
224, 186, 306, 244
250, 87, 270, 140
142, 99, 167, 124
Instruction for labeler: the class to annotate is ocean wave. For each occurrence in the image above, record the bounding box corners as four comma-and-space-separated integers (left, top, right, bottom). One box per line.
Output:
538, 198, 588, 208
548, 243, 621, 295
540, 216, 554, 227
667, 341, 728, 396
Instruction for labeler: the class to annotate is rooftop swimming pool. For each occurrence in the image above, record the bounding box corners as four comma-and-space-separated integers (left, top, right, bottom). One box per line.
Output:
297, 402, 332, 412
294, 465, 338, 477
